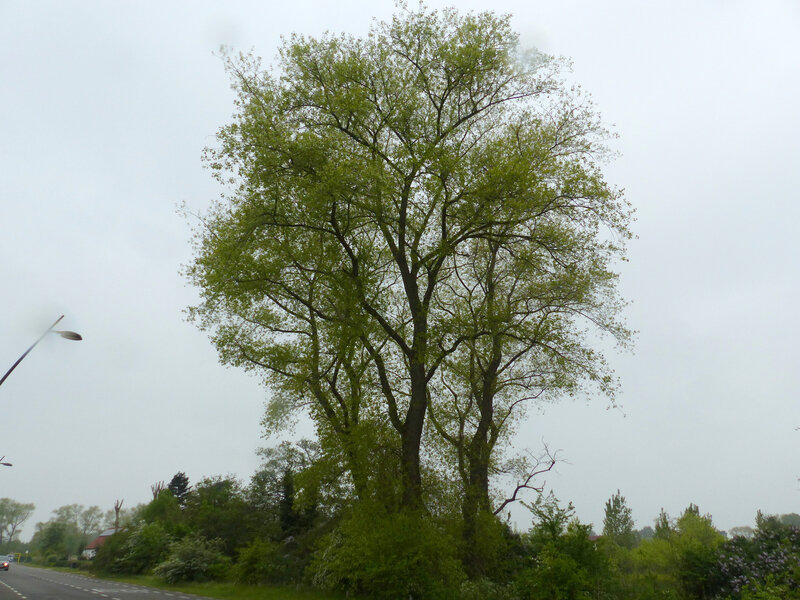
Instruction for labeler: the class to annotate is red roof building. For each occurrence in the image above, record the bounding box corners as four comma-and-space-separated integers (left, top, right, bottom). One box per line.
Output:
82, 528, 118, 559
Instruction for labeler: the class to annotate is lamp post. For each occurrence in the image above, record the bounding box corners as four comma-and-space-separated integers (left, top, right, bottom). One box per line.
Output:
0, 456, 11, 467
0, 315, 82, 388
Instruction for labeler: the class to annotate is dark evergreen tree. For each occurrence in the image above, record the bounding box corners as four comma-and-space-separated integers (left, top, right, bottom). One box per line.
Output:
167, 472, 190, 506
278, 469, 298, 537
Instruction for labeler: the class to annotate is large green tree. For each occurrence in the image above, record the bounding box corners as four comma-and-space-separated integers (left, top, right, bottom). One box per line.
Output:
188, 6, 630, 514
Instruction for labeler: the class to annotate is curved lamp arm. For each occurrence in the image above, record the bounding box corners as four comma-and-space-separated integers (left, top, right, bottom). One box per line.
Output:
0, 315, 82, 388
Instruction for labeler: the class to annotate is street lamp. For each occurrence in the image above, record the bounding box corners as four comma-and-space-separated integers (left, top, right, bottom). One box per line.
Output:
0, 456, 12, 467
0, 315, 82, 388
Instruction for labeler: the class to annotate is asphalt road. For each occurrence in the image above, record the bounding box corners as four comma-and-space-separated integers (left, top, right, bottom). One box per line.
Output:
0, 564, 214, 600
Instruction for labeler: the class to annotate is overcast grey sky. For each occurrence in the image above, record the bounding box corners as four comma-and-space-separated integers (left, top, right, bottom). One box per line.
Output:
1, 0, 798, 540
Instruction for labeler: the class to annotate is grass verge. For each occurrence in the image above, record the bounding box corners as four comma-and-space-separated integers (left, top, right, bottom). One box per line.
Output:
32, 566, 344, 600
99, 576, 344, 600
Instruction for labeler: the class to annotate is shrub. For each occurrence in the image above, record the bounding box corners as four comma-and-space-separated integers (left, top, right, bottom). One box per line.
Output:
91, 529, 133, 574
310, 505, 464, 599
121, 522, 172, 574
90, 522, 172, 576
464, 511, 525, 582
739, 577, 800, 600
460, 578, 520, 600
515, 494, 614, 600
140, 490, 183, 533
153, 534, 230, 583
234, 537, 297, 584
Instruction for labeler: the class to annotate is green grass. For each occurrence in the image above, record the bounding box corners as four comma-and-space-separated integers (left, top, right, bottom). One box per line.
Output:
32, 566, 344, 600
100, 577, 344, 600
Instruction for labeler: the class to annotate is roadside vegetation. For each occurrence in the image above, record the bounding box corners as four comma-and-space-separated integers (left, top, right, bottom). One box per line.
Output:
8, 479, 800, 599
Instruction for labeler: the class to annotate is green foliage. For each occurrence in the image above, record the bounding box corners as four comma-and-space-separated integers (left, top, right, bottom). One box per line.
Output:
30, 502, 111, 559
37, 521, 69, 555
739, 577, 800, 600
279, 469, 300, 537
234, 538, 297, 585
673, 506, 725, 598
31, 519, 85, 559
523, 493, 573, 546
168, 472, 191, 506
91, 529, 133, 574
253, 441, 331, 510
140, 490, 184, 533
52, 503, 83, 525
311, 505, 464, 599
91, 522, 172, 575
602, 490, 636, 549
628, 537, 681, 599
463, 512, 524, 582
460, 578, 520, 600
516, 494, 613, 600
94, 3, 637, 596
188, 0, 631, 517
153, 534, 230, 583
183, 476, 254, 556
79, 506, 104, 536
122, 522, 172, 574
248, 439, 335, 531
64, 462, 800, 600
654, 508, 673, 540
0, 498, 35, 543
626, 504, 724, 600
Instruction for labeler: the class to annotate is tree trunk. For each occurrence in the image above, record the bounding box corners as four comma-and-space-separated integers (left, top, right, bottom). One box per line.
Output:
401, 361, 427, 509
461, 340, 499, 576
461, 414, 493, 576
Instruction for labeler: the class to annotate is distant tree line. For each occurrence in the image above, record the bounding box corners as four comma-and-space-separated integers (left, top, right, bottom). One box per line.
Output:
25, 502, 139, 562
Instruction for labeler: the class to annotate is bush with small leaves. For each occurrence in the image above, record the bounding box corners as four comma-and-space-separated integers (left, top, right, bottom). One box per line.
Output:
234, 537, 298, 585
153, 534, 230, 583
310, 505, 464, 599
515, 494, 614, 600
121, 522, 172, 574
460, 578, 520, 600
91, 529, 133, 575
